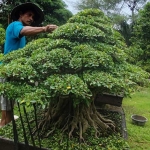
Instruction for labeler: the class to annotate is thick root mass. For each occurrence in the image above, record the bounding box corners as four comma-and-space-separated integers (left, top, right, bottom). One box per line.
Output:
34, 98, 116, 140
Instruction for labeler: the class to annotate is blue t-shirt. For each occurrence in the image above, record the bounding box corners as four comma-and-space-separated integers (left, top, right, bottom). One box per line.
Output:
4, 21, 26, 55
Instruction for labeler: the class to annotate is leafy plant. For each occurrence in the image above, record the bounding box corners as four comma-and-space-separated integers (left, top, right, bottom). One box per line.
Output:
0, 25, 5, 53
0, 9, 149, 144
130, 2, 150, 71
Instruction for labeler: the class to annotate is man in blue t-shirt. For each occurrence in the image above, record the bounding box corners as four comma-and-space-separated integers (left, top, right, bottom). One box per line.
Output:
4, 21, 26, 55
0, 2, 57, 127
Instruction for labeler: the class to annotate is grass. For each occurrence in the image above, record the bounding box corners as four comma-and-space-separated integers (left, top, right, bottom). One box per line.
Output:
123, 87, 150, 150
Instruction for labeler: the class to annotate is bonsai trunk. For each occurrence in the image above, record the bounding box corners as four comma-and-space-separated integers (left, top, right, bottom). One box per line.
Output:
33, 97, 116, 141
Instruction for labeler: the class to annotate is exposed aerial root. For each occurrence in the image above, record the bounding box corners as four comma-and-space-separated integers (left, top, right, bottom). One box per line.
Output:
33, 97, 117, 141
79, 121, 85, 142
45, 127, 56, 138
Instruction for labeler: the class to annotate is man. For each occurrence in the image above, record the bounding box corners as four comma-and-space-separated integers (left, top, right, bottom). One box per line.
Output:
0, 2, 58, 127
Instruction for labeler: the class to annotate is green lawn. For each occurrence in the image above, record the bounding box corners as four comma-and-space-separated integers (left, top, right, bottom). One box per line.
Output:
123, 87, 150, 150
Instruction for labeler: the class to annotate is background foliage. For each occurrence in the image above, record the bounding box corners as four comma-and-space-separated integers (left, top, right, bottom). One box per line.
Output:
130, 2, 150, 71
0, 24, 5, 53
0, 0, 72, 28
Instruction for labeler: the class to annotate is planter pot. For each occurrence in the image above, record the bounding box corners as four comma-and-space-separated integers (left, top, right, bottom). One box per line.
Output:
131, 114, 148, 126
0, 137, 48, 150
95, 93, 124, 107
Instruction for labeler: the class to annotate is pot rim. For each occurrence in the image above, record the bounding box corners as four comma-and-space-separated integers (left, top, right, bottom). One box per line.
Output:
131, 114, 148, 122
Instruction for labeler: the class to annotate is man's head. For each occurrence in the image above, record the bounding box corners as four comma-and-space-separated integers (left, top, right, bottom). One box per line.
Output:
11, 2, 44, 26
18, 9, 35, 26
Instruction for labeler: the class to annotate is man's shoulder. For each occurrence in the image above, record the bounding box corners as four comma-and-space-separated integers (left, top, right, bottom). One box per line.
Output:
11, 21, 23, 25
8, 21, 23, 28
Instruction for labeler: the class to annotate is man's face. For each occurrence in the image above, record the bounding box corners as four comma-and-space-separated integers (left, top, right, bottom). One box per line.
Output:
19, 11, 35, 26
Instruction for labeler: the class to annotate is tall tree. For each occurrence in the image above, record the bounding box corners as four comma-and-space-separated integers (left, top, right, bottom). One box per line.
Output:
130, 2, 150, 71
74, 0, 148, 46
75, 0, 122, 14
74, 0, 148, 16
123, 0, 147, 24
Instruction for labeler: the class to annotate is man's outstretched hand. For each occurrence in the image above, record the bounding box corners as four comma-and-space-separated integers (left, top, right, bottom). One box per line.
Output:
44, 24, 58, 33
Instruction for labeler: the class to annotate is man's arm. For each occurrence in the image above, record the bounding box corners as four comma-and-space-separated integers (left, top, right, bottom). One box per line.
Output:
20, 24, 58, 36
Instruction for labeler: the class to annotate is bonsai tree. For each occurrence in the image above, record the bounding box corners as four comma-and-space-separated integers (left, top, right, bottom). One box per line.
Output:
0, 9, 149, 141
